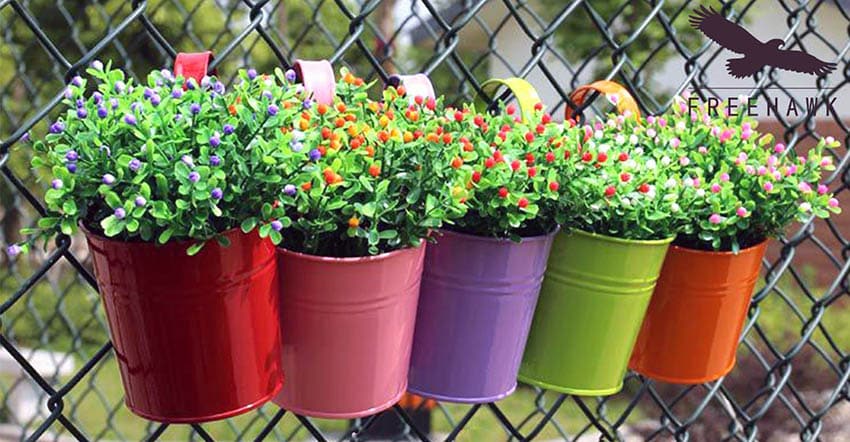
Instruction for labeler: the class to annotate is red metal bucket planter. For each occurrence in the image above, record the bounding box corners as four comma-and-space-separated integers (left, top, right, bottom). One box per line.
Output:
629, 241, 768, 383
84, 227, 282, 423
273, 244, 426, 418
408, 230, 556, 403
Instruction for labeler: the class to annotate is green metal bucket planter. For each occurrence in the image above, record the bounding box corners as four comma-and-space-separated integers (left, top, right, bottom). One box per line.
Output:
518, 229, 673, 395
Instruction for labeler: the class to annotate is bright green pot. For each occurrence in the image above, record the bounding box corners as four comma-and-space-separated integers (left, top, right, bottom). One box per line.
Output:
518, 229, 673, 396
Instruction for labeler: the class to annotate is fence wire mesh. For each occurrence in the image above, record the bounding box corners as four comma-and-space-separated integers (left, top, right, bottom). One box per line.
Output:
0, 0, 849, 440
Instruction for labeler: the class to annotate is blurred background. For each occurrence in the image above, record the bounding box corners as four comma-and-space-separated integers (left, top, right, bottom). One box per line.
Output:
0, 0, 849, 440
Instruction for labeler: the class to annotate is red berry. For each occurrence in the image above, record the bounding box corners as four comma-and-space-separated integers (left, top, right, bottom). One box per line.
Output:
414, 95, 424, 105
321, 127, 332, 139
582, 152, 593, 162
597, 152, 608, 163
518, 197, 529, 208
498, 187, 509, 198
525, 153, 535, 165
426, 97, 436, 111
534, 102, 543, 111
506, 104, 517, 115
463, 141, 474, 152
442, 133, 453, 144
511, 160, 521, 171
472, 171, 482, 183
301, 182, 312, 191
497, 131, 507, 142
639, 183, 650, 193
484, 157, 496, 168
618, 152, 629, 162
369, 164, 380, 177
541, 113, 552, 124
493, 150, 503, 162
501, 124, 511, 133
549, 181, 560, 191
473, 115, 484, 126
454, 111, 464, 122
536, 124, 545, 135
545, 151, 556, 163
451, 157, 463, 169
620, 172, 631, 182
525, 132, 535, 142
604, 186, 616, 197
527, 167, 537, 177
564, 150, 571, 159
413, 130, 423, 139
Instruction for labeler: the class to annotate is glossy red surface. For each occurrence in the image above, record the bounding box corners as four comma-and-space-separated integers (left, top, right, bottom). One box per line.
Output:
85, 228, 282, 423
273, 244, 425, 418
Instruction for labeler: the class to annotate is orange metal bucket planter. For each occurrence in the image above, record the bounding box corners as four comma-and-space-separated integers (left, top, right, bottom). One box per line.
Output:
273, 244, 426, 418
629, 241, 767, 384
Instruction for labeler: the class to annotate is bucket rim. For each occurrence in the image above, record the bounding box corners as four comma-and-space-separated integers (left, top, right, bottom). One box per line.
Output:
668, 239, 769, 257
435, 226, 560, 244
81, 223, 251, 248
277, 239, 425, 264
569, 228, 675, 246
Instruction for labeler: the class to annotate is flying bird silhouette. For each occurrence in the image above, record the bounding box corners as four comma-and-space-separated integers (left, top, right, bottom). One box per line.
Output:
689, 6, 836, 78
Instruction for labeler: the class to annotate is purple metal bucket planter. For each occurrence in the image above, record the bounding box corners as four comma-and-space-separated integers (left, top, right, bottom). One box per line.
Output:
407, 229, 557, 403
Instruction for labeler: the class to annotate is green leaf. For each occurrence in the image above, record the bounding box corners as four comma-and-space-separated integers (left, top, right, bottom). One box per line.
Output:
100, 216, 124, 237
241, 218, 258, 233
186, 242, 205, 256
62, 200, 77, 216
158, 228, 174, 244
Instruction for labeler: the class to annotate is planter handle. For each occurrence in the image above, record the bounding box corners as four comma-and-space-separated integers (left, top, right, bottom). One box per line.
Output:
480, 78, 542, 123
294, 59, 336, 106
565, 80, 640, 122
174, 51, 215, 84
387, 73, 436, 102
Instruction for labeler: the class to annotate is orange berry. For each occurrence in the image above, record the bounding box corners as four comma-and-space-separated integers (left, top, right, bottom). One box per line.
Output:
301, 182, 312, 191
403, 131, 414, 143
369, 164, 380, 177
317, 103, 329, 115
336, 103, 347, 113
348, 217, 359, 228
451, 157, 463, 169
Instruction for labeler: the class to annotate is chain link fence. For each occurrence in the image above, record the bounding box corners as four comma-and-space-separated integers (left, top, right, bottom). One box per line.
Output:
1, 0, 848, 440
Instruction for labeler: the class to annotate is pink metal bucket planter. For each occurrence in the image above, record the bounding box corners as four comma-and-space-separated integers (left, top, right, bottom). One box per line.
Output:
408, 229, 556, 403
273, 244, 426, 418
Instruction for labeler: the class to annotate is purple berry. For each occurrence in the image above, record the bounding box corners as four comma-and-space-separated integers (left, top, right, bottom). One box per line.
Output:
211, 187, 223, 200
110, 98, 119, 109
190, 103, 201, 115
285, 69, 297, 83
247, 68, 258, 80
114, 207, 126, 219
49, 121, 65, 134
64, 87, 73, 99
188, 171, 200, 183
186, 79, 197, 90
181, 155, 195, 168
213, 82, 225, 95
76, 108, 88, 119
308, 148, 321, 161
267, 104, 278, 116
151, 94, 161, 106
210, 132, 221, 148
128, 158, 141, 171
97, 106, 108, 118
262, 90, 273, 100
144, 88, 154, 99
102, 174, 116, 185
209, 155, 221, 166
283, 184, 297, 196
93, 92, 103, 104
65, 150, 79, 162
290, 140, 303, 152
70, 76, 83, 87
134, 196, 147, 207
76, 98, 85, 108
66, 163, 77, 173
51, 179, 63, 190
114, 81, 125, 93
270, 220, 283, 231
302, 99, 312, 109
223, 124, 234, 135
124, 114, 136, 126
172, 88, 183, 99
91, 60, 103, 71
6, 244, 21, 257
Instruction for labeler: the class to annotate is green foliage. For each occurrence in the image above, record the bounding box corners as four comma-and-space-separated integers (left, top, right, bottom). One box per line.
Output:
441, 102, 564, 239
276, 69, 466, 257
18, 63, 306, 253
661, 95, 841, 251
557, 109, 691, 241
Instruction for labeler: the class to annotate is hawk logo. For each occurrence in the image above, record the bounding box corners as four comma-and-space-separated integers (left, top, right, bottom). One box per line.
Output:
689, 6, 836, 78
